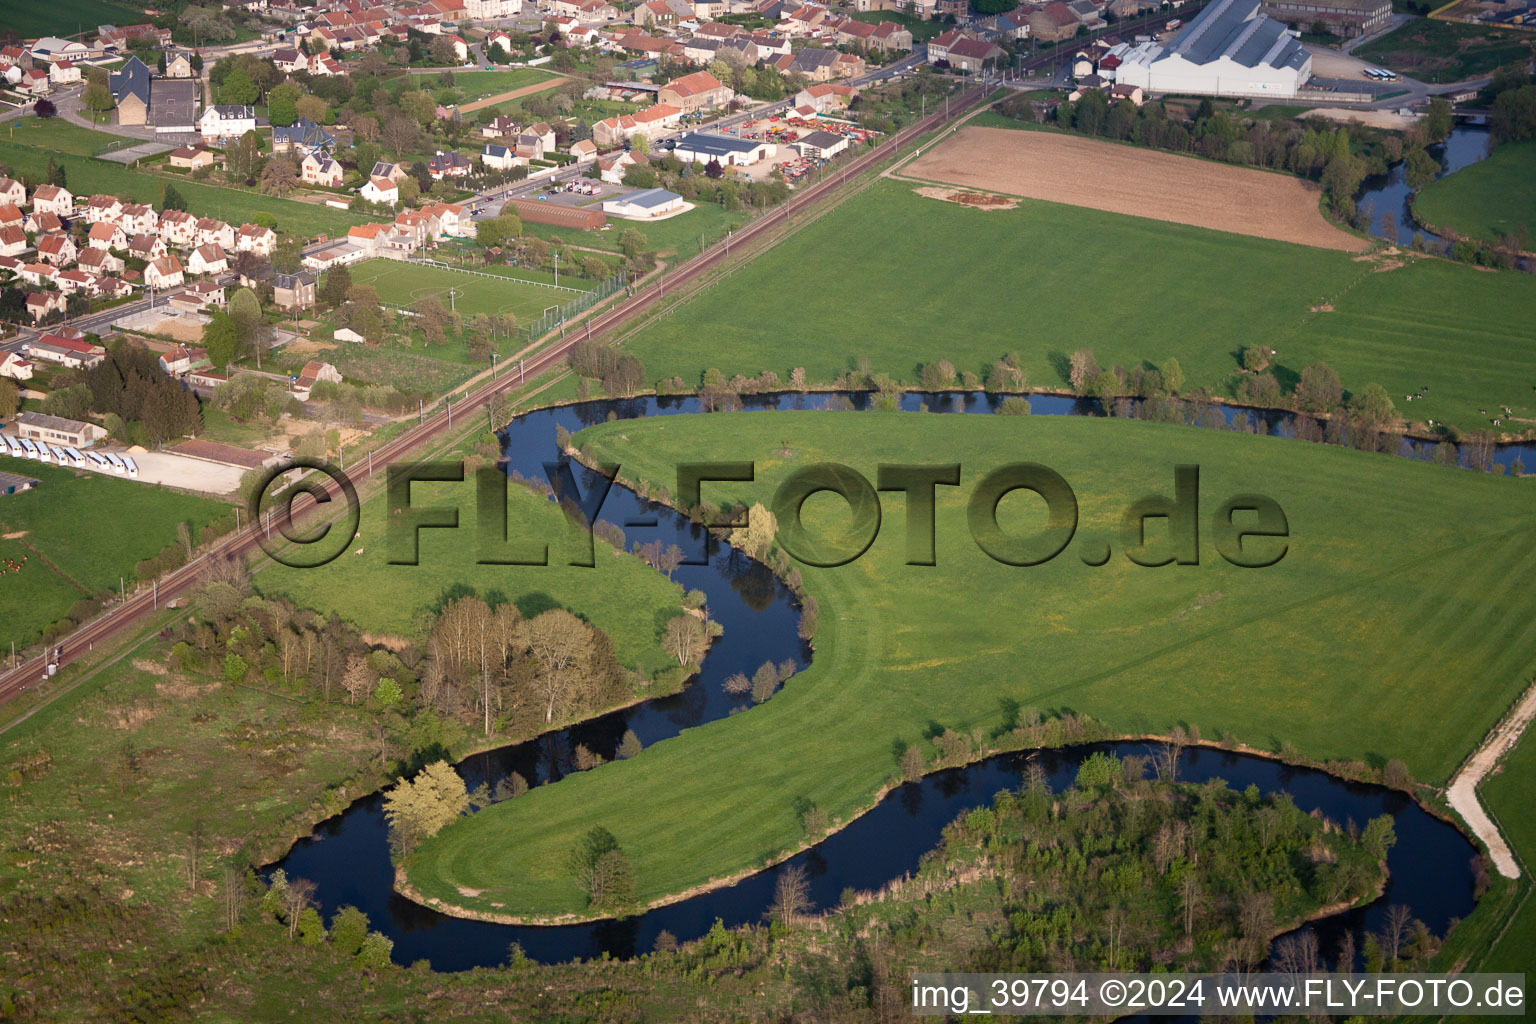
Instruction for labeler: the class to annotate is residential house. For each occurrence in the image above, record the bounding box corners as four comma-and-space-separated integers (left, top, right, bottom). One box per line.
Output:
236, 223, 275, 255
361, 174, 401, 203
97, 23, 171, 49
300, 149, 345, 186
658, 69, 732, 112
273, 118, 336, 153
77, 247, 124, 274
794, 82, 855, 112
309, 54, 344, 76
195, 217, 235, 249
84, 194, 124, 224
0, 226, 25, 258
199, 105, 257, 143
163, 51, 193, 78
423, 202, 466, 237
30, 184, 73, 217
168, 143, 217, 170
95, 276, 132, 300
1028, 1, 1081, 41
128, 233, 167, 261
48, 59, 82, 85
18, 263, 56, 287
271, 47, 306, 72
118, 204, 157, 236
184, 280, 226, 308
35, 233, 77, 266
0, 178, 25, 206
0, 204, 20, 230
485, 29, 513, 55
24, 211, 64, 236
145, 255, 185, 289
273, 270, 316, 310
157, 209, 197, 248
0, 352, 33, 381
775, 48, 863, 81
569, 139, 598, 161
188, 243, 228, 275
158, 344, 206, 374
480, 143, 519, 171
427, 151, 472, 179
17, 68, 52, 95
946, 36, 1005, 71
87, 221, 127, 251
292, 360, 343, 399
25, 291, 64, 323
55, 269, 98, 296
481, 114, 521, 139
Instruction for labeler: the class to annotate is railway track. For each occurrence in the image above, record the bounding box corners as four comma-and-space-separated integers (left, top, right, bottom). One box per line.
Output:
0, 85, 988, 708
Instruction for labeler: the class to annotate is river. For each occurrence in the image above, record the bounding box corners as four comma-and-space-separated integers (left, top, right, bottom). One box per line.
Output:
271, 392, 1482, 971
1355, 120, 1492, 247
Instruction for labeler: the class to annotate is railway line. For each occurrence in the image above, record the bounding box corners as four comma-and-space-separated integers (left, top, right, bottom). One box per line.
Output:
0, 85, 988, 709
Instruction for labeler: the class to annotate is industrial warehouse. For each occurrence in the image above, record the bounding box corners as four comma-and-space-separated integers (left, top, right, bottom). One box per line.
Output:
1112, 0, 1314, 98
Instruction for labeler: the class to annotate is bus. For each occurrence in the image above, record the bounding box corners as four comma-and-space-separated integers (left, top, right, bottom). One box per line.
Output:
33, 440, 51, 462
104, 452, 126, 474
64, 447, 86, 468
48, 445, 69, 464
86, 451, 109, 470
123, 455, 139, 478
1, 435, 22, 457
19, 438, 39, 459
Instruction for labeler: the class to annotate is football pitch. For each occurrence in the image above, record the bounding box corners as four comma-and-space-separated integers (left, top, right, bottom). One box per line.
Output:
345, 258, 591, 320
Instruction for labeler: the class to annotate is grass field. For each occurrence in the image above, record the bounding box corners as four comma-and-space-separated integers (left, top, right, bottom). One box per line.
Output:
448, 68, 559, 102
1413, 138, 1536, 247
4, 0, 146, 37
1478, 725, 1536, 975
1355, 18, 1535, 83
0, 117, 123, 156
258, 468, 685, 674
344, 258, 590, 321
0, 142, 368, 237
404, 411, 1536, 918
0, 458, 227, 645
622, 179, 1536, 434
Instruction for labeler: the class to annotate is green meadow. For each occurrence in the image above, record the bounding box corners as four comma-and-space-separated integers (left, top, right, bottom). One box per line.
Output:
405, 412, 1536, 918
257, 466, 684, 673
1414, 139, 1536, 247
622, 179, 1536, 434
0, 458, 227, 645
1478, 724, 1536, 976
346, 257, 591, 321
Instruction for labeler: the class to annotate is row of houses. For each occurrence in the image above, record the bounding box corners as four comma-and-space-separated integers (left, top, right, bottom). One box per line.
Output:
305, 201, 470, 268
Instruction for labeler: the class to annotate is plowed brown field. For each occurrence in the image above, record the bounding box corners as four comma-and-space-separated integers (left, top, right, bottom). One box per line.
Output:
903, 126, 1369, 252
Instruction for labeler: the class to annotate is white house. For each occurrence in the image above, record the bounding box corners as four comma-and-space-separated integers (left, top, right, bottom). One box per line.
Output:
145, 255, 185, 289
199, 105, 257, 142
301, 149, 345, 186
0, 177, 25, 206
360, 174, 399, 204
188, 243, 228, 275
0, 352, 34, 381
30, 184, 73, 217
48, 59, 82, 85
481, 143, 519, 171
236, 223, 275, 255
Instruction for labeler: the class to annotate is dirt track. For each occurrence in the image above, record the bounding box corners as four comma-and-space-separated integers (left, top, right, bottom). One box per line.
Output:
903, 126, 1369, 252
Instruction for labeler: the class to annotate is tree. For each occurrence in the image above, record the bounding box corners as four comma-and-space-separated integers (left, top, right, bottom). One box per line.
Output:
382, 114, 419, 156
229, 288, 270, 368
0, 378, 17, 418
268, 94, 298, 127
257, 155, 296, 196
1069, 349, 1099, 392
1161, 356, 1184, 395
341, 654, 374, 705
617, 228, 648, 258
518, 608, 596, 723
296, 907, 325, 946
767, 863, 811, 926
1424, 97, 1452, 144
397, 175, 420, 205
83, 77, 115, 121
329, 906, 370, 956
45, 156, 65, 188
429, 35, 459, 66
568, 826, 634, 909
296, 94, 328, 125
162, 183, 188, 212
662, 614, 707, 667
381, 760, 470, 855
34, 98, 56, 120
355, 932, 394, 970
227, 130, 264, 183
618, 729, 642, 759
1295, 362, 1342, 413
201, 311, 241, 369
219, 67, 258, 105
1348, 381, 1396, 440
320, 266, 353, 309
272, 233, 304, 274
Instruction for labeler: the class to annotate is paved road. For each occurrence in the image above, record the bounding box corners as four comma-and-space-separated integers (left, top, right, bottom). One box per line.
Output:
0, 84, 990, 704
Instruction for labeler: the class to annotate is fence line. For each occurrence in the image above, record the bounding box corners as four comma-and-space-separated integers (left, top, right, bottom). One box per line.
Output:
403, 256, 587, 294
